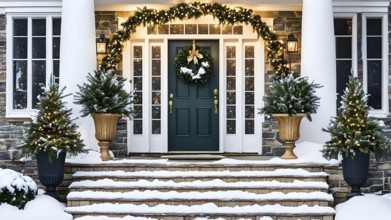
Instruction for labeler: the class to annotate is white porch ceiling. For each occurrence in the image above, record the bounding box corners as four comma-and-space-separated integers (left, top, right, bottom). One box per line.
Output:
94, 0, 303, 12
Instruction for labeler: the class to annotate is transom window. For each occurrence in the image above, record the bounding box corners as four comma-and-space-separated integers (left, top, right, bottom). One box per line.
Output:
147, 24, 243, 35
7, 15, 61, 117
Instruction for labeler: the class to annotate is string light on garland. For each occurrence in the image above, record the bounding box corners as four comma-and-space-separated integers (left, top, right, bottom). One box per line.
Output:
99, 1, 290, 79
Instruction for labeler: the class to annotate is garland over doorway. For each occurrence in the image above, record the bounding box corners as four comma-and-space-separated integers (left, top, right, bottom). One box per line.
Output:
99, 2, 290, 79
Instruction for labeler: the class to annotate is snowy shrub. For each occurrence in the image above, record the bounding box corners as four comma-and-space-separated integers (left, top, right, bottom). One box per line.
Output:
259, 75, 322, 121
0, 168, 37, 209
74, 70, 133, 118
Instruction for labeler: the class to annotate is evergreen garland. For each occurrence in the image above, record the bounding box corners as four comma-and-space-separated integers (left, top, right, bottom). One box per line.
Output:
322, 75, 389, 159
175, 45, 213, 84
259, 75, 322, 121
99, 2, 289, 79
19, 78, 86, 162
74, 70, 133, 117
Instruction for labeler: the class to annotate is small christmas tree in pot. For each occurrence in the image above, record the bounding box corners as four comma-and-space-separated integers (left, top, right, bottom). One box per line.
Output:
322, 74, 389, 197
75, 70, 133, 161
259, 75, 322, 159
19, 78, 85, 200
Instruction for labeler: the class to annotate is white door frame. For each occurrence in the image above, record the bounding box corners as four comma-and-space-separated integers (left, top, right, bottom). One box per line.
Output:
122, 16, 264, 153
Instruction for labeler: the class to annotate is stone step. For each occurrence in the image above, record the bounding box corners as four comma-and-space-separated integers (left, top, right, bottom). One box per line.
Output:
72, 169, 328, 183
67, 190, 333, 208
69, 179, 329, 194
65, 160, 327, 173
65, 203, 335, 220
65, 160, 335, 220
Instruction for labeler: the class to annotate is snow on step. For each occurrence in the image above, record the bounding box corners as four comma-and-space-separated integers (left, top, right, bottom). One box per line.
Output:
69, 178, 329, 189
74, 216, 262, 220
72, 168, 328, 178
65, 203, 336, 215
68, 190, 333, 201
74, 217, 158, 220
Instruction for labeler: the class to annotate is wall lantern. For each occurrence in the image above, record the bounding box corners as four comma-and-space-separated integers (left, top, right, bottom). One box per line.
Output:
96, 34, 107, 54
286, 32, 298, 53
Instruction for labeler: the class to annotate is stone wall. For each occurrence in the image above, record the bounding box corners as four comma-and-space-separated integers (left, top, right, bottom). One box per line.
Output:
96, 11, 128, 157
0, 8, 391, 205
0, 14, 6, 125
260, 11, 302, 156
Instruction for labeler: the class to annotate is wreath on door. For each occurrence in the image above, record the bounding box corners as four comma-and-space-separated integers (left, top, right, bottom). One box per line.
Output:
175, 41, 213, 84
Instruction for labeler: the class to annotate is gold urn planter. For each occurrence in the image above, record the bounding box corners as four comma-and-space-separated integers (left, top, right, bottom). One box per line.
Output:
272, 113, 306, 159
92, 113, 122, 161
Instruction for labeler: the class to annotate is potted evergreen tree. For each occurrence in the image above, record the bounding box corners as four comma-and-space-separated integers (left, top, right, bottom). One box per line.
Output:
322, 74, 389, 197
259, 75, 322, 159
74, 70, 133, 161
19, 78, 85, 200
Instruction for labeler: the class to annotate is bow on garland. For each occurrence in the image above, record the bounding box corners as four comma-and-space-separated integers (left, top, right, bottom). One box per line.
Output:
187, 40, 203, 65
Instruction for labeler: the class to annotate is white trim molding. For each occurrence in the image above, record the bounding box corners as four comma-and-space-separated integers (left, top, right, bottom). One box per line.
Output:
6, 13, 60, 119
362, 13, 389, 117
333, 0, 390, 13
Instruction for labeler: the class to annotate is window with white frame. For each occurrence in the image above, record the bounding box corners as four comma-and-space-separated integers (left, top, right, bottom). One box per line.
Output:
333, 13, 388, 116
7, 15, 61, 116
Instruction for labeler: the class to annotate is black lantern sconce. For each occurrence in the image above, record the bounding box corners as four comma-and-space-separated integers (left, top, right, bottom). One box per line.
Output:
286, 32, 298, 53
96, 34, 107, 54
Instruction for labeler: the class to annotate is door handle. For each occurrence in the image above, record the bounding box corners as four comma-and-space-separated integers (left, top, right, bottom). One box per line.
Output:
169, 93, 174, 114
213, 88, 218, 114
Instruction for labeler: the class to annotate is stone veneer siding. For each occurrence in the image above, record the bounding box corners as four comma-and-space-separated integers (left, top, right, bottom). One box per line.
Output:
0, 8, 390, 204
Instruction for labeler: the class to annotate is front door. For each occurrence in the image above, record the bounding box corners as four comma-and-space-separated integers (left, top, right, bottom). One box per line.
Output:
168, 40, 219, 151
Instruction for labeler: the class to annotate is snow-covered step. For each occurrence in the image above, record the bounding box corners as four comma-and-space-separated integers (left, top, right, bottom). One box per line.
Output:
72, 169, 328, 183
66, 161, 335, 219
69, 179, 329, 193
65, 203, 335, 220
66, 159, 327, 173
67, 190, 333, 207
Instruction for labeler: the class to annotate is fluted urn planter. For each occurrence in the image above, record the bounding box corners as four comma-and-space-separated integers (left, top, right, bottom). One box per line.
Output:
36, 150, 66, 201
92, 113, 122, 161
272, 113, 306, 159
342, 150, 370, 198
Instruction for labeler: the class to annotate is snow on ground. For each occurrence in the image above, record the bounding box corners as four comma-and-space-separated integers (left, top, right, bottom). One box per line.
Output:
335, 194, 391, 220
0, 194, 72, 220
66, 141, 340, 166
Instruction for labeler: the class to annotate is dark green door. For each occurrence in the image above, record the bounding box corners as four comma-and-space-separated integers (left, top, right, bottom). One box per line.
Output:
168, 40, 219, 151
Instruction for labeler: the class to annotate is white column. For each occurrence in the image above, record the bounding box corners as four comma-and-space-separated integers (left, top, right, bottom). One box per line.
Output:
59, 0, 98, 150
300, 0, 336, 144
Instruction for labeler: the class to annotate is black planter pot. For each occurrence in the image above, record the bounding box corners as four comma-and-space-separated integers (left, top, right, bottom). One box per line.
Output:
36, 150, 66, 201
342, 150, 370, 198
